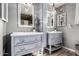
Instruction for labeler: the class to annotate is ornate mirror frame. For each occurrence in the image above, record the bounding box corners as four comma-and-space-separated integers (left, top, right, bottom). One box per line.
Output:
17, 3, 34, 27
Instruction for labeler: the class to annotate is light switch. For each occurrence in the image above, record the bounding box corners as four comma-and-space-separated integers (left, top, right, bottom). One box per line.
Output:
68, 24, 72, 29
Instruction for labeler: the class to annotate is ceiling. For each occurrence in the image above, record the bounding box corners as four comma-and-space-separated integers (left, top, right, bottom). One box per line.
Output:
54, 3, 65, 8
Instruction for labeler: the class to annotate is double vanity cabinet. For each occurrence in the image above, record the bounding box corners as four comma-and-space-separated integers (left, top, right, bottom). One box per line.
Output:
8, 32, 43, 56
7, 31, 63, 56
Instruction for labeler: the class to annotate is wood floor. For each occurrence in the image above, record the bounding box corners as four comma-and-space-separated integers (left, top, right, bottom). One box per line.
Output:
4, 47, 77, 56
23, 48, 77, 56
43, 48, 76, 56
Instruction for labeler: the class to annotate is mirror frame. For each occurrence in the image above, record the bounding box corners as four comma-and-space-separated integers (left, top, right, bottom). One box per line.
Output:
46, 11, 54, 28
46, 4, 57, 29
17, 3, 34, 27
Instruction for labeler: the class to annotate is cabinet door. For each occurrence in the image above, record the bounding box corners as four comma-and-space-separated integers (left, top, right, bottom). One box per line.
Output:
14, 42, 41, 56
0, 20, 3, 56
13, 35, 41, 46
48, 33, 62, 45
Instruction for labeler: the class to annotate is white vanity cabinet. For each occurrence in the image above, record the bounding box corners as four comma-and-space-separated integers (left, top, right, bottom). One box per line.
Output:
0, 3, 8, 22
46, 31, 63, 54
10, 32, 43, 56
47, 31, 62, 45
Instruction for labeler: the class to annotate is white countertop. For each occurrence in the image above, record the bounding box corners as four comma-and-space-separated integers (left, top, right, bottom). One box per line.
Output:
11, 32, 43, 36
47, 31, 62, 33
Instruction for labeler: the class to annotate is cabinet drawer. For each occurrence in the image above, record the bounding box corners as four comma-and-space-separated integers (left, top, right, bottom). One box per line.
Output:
14, 42, 41, 55
48, 33, 62, 45
49, 33, 62, 39
48, 38, 62, 45
13, 35, 41, 46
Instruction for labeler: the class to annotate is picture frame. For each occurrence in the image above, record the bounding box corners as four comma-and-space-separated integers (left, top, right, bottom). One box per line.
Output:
57, 12, 67, 26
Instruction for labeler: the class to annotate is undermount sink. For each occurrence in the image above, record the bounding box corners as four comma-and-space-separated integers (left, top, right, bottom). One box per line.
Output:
11, 32, 43, 36
47, 31, 62, 33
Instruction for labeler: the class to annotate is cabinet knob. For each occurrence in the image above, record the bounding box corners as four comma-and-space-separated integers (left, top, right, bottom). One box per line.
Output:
20, 39, 25, 43
19, 47, 25, 51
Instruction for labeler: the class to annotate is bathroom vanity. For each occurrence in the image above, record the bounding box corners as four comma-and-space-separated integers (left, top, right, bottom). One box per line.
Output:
8, 32, 43, 56
45, 31, 63, 54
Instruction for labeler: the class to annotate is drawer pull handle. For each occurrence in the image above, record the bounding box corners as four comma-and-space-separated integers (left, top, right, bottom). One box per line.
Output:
19, 47, 25, 51
20, 39, 25, 43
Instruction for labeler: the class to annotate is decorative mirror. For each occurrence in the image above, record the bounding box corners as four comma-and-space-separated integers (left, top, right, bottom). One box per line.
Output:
46, 4, 57, 28
18, 3, 34, 27
57, 12, 66, 26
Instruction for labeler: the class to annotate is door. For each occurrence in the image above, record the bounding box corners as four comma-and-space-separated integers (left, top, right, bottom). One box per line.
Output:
0, 20, 3, 56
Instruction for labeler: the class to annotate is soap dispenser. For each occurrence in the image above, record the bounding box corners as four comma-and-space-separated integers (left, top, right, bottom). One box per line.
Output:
33, 27, 35, 32
54, 28, 57, 31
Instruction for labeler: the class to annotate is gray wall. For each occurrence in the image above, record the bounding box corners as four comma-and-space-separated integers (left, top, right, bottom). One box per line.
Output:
6, 3, 33, 34
3, 22, 6, 47
57, 3, 79, 50
6, 3, 46, 33
6, 3, 47, 47
3, 22, 6, 36
6, 3, 79, 50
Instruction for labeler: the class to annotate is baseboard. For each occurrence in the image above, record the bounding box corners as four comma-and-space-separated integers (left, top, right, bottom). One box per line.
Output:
62, 46, 75, 52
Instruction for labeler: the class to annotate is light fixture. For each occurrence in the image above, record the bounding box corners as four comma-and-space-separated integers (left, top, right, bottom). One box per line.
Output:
26, 3, 32, 6
48, 3, 57, 17
52, 3, 56, 12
